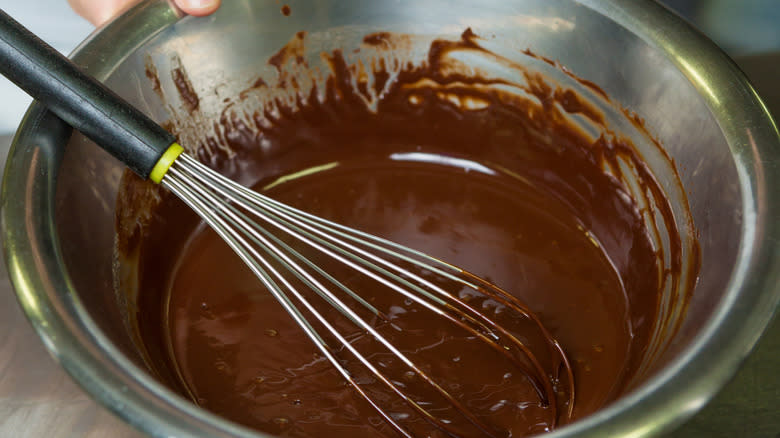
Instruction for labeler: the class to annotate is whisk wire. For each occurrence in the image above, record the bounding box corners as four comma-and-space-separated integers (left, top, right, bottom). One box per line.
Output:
174, 157, 556, 399
165, 173, 416, 437
179, 158, 566, 383
165, 162, 503, 437
162, 154, 575, 435
179, 159, 533, 345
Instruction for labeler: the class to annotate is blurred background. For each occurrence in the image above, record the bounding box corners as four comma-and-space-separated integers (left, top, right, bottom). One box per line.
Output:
662, 0, 780, 54
0, 0, 779, 132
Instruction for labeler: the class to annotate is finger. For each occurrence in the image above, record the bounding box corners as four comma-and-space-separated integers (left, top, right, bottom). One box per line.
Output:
67, 0, 139, 26
174, 0, 221, 17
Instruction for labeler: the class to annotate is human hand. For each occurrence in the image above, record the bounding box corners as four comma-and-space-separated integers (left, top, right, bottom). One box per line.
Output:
68, 0, 221, 26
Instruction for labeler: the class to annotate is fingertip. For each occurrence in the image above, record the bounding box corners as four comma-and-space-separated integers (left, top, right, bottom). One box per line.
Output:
176, 0, 221, 16
69, 0, 137, 27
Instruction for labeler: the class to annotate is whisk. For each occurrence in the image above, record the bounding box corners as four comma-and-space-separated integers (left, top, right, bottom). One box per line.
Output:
0, 10, 573, 437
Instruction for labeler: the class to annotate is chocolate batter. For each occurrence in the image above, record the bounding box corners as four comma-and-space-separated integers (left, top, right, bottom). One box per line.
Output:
118, 30, 693, 437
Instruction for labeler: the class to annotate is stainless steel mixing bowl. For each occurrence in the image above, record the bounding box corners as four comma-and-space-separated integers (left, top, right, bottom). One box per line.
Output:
2, 1, 779, 437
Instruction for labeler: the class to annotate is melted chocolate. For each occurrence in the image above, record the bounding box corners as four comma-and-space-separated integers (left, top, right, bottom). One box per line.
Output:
118, 30, 695, 437
171, 55, 199, 113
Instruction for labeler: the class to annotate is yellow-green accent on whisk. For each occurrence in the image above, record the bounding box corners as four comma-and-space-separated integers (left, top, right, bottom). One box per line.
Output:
149, 143, 185, 184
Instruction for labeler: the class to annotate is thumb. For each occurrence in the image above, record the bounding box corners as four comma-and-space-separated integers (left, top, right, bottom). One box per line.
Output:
174, 0, 221, 17
68, 0, 138, 26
